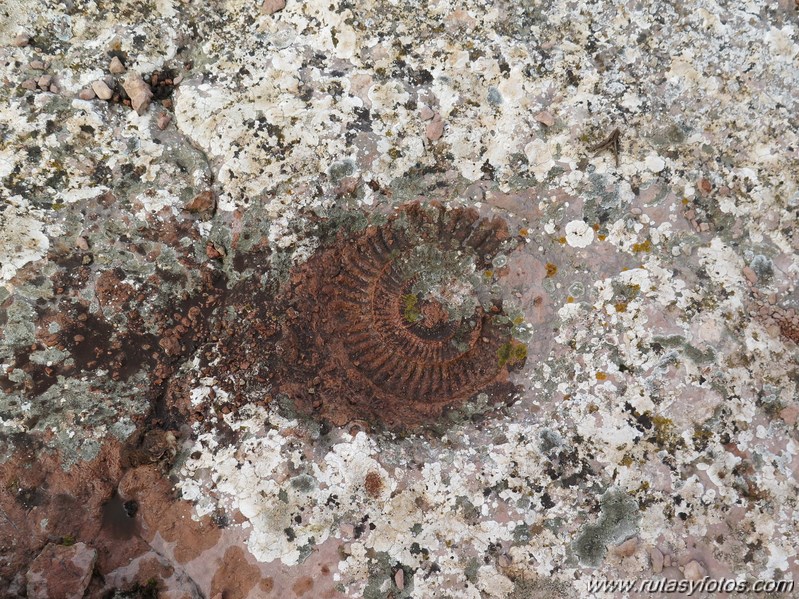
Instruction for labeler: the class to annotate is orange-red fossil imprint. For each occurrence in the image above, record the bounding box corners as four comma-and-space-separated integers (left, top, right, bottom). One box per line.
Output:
279, 201, 526, 428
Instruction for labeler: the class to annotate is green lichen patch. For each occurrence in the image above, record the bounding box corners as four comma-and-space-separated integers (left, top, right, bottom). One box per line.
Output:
573, 488, 640, 567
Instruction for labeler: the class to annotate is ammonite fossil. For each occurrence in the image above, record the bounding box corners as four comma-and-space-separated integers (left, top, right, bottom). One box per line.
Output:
280, 201, 526, 428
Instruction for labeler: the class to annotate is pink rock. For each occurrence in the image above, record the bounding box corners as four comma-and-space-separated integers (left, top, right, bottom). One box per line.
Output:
14, 33, 31, 47
261, 0, 286, 14
122, 72, 154, 115
157, 112, 172, 130
29, 60, 46, 70
425, 113, 444, 141
26, 542, 97, 599
109, 56, 126, 74
683, 559, 707, 581
649, 546, 664, 573
91, 80, 113, 100
534, 110, 555, 127
79, 88, 96, 100
419, 104, 435, 120
614, 536, 638, 558
742, 266, 757, 284
21, 79, 37, 90
394, 568, 405, 590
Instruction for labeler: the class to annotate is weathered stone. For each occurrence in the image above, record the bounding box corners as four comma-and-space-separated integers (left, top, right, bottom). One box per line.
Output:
91, 80, 113, 100
26, 542, 96, 599
122, 72, 153, 115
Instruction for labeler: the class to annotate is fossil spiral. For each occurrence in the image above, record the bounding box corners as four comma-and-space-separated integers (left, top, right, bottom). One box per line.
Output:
280, 201, 525, 428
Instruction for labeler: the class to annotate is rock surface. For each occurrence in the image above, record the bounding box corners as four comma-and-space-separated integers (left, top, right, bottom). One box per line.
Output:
26, 542, 97, 599
0, 0, 797, 597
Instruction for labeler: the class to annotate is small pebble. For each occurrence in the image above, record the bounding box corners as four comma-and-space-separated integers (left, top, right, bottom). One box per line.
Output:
419, 104, 435, 120
78, 88, 96, 100
49, 84, 60, 94
742, 266, 758, 284
261, 0, 286, 14
534, 110, 555, 127
699, 222, 710, 232
37, 75, 52, 90
156, 112, 172, 130
109, 56, 126, 74
496, 554, 512, 568
29, 60, 46, 70
425, 113, 444, 141
649, 546, 664, 573
91, 80, 113, 100
683, 559, 707, 581
14, 33, 31, 47
75, 237, 89, 251
614, 536, 638, 558
185, 190, 216, 214
21, 79, 37, 90
122, 72, 153, 115
394, 568, 404, 590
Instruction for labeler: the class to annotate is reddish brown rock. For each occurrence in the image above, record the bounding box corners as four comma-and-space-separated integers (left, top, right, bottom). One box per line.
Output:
185, 190, 216, 215
26, 542, 97, 599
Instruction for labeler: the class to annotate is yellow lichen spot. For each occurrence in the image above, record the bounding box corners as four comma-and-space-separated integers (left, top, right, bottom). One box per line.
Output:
558, 236, 567, 244
597, 233, 607, 241
591, 223, 600, 231
615, 302, 627, 312
595, 371, 608, 381
620, 454, 634, 467
632, 239, 652, 253
401, 294, 420, 323
587, 402, 599, 413
519, 228, 529, 237
651, 415, 676, 446
566, 296, 574, 303
483, 269, 494, 278
682, 197, 690, 205
497, 340, 528, 367
513, 315, 524, 325
545, 263, 557, 277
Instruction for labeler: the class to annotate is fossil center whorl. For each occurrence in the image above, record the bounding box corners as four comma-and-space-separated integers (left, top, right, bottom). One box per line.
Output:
280, 201, 525, 428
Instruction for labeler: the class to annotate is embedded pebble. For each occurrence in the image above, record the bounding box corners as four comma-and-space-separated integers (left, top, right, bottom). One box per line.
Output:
109, 56, 126, 74
261, 0, 286, 14
683, 559, 707, 581
29, 60, 46, 70
649, 547, 664, 573
14, 33, 31, 47
742, 266, 758, 284
394, 568, 404, 590
425, 113, 444, 141
156, 112, 172, 130
419, 105, 435, 120
20, 79, 37, 90
91, 80, 113, 100
122, 72, 153, 115
78, 88, 96, 100
534, 110, 555, 127
614, 536, 638, 558
37, 75, 52, 90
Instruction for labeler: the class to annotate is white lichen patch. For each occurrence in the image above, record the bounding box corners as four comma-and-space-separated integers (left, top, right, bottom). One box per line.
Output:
0, 198, 49, 285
